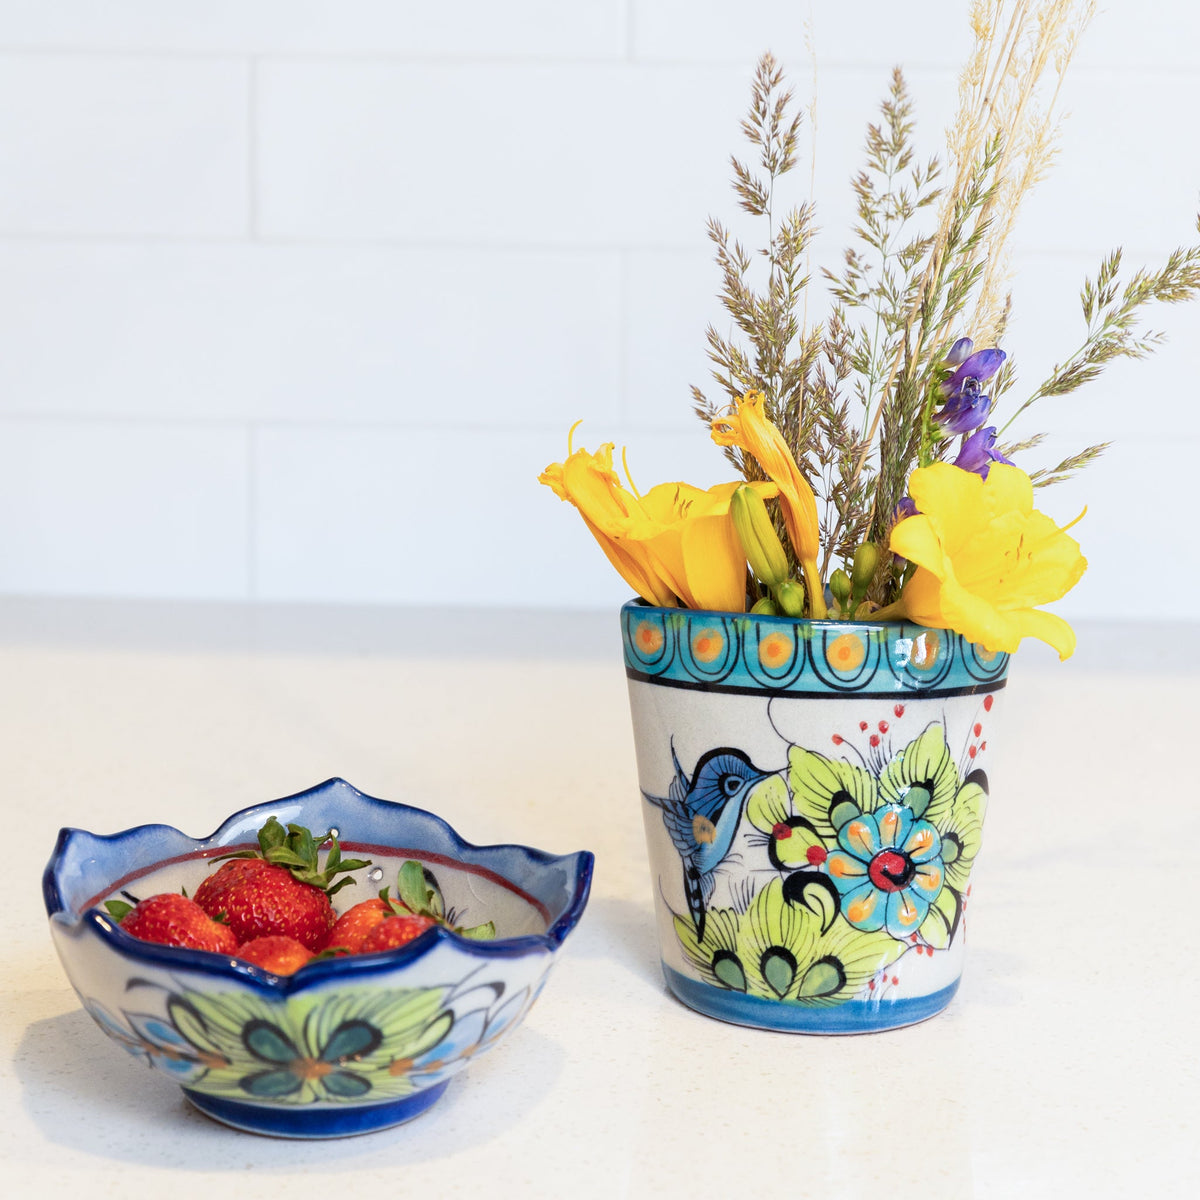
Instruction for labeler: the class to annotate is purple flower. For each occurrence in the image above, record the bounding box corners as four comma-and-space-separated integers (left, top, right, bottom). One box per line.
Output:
945, 337, 974, 367
953, 426, 1013, 479
935, 345, 1005, 434
894, 496, 919, 522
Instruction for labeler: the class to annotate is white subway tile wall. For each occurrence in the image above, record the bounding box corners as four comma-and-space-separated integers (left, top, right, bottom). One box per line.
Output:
0, 2, 1195, 619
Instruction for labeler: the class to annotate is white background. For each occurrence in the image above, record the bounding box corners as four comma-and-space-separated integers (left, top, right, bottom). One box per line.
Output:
0, 2, 1196, 620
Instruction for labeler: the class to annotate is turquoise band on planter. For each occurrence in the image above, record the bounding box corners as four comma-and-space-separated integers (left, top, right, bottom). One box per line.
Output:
663, 965, 960, 1034
622, 601, 1008, 697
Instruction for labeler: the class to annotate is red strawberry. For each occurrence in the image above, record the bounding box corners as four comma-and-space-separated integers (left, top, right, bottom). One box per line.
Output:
117, 893, 238, 955
195, 817, 371, 951
237, 935, 313, 976
359, 913, 436, 953
326, 897, 394, 954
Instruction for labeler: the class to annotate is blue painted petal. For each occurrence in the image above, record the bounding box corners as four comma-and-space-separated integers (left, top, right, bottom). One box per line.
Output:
909, 858, 945, 902
837, 812, 882, 861
482, 987, 534, 1046
874, 804, 914, 850
903, 818, 942, 864
825, 850, 869, 896
412, 1009, 485, 1069
842, 881, 888, 932
885, 889, 931, 939
128, 1013, 193, 1054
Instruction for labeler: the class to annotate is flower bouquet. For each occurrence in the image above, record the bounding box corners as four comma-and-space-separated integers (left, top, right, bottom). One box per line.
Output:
540, 7, 1200, 1032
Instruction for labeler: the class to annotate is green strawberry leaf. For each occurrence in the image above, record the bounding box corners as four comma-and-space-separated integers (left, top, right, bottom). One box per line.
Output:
457, 921, 496, 940
104, 899, 134, 921
257, 816, 289, 854
397, 860, 431, 914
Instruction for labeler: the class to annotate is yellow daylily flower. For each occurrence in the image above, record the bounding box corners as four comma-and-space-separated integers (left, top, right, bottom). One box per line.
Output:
887, 463, 1087, 659
539, 428, 777, 613
538, 437, 678, 608
634, 480, 778, 613
710, 390, 826, 615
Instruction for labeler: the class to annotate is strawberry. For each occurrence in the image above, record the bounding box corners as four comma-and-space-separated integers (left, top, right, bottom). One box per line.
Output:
359, 913, 437, 953
195, 817, 371, 951
326, 896, 394, 954
237, 935, 314, 976
112, 893, 238, 955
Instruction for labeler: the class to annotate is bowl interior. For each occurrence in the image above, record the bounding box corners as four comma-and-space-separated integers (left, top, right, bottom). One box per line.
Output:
99, 844, 551, 939
46, 779, 593, 953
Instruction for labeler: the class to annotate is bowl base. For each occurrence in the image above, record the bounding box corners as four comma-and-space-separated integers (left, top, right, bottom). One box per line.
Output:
663, 964, 960, 1034
183, 1080, 450, 1138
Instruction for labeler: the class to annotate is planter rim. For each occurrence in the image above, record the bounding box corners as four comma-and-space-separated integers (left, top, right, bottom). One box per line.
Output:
620, 599, 1008, 698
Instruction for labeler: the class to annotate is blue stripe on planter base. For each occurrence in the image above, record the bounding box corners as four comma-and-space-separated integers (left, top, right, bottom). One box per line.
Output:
663, 965, 960, 1034
182, 1081, 449, 1138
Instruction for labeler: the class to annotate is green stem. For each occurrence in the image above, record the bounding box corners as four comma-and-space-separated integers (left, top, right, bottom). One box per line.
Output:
801, 559, 827, 619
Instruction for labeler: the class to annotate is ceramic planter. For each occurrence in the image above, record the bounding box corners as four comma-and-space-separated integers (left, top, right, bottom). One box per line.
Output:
622, 600, 1007, 1034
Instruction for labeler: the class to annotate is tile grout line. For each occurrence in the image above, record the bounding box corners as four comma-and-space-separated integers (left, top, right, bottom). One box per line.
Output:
247, 56, 259, 240
246, 423, 259, 601
617, 249, 629, 422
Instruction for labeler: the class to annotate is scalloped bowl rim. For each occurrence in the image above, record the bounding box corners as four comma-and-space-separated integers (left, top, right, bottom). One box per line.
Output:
44, 777, 594, 996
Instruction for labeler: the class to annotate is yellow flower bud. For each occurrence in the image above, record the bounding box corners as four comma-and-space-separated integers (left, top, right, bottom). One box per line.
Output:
851, 542, 879, 601
774, 579, 805, 617
731, 485, 790, 587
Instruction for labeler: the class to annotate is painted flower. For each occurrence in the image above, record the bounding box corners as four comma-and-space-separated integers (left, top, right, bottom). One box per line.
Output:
165, 985, 455, 1103
674, 878, 903, 1006
826, 805, 946, 940
934, 343, 1005, 434
392, 978, 542, 1089
83, 998, 225, 1082
954, 425, 1013, 479
889, 462, 1086, 659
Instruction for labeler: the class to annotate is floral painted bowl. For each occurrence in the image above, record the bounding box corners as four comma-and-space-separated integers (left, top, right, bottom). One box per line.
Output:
43, 778, 594, 1138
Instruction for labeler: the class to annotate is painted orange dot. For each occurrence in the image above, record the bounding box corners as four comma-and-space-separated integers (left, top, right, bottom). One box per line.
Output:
758, 631, 793, 669
911, 631, 941, 669
848, 893, 877, 923
826, 632, 866, 672
635, 621, 663, 654
692, 629, 724, 662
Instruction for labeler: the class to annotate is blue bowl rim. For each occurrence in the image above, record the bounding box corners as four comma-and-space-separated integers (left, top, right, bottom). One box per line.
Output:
43, 777, 594, 996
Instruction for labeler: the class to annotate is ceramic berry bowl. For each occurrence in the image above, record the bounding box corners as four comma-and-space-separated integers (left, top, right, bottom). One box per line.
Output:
42, 778, 594, 1138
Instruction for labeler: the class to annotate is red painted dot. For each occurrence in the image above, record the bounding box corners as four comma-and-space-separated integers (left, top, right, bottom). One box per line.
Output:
831, 734, 844, 745
869, 734, 880, 748
894, 704, 905, 718
891, 976, 899, 986
878, 720, 889, 733
772, 822, 792, 841
910, 933, 919, 943
974, 722, 982, 737
868, 979, 876, 990
806, 845, 828, 866
983, 695, 994, 711
968, 745, 977, 758
859, 721, 869, 731
980, 741, 987, 751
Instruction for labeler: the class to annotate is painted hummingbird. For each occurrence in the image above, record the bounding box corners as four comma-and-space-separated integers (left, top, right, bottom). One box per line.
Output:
643, 744, 770, 940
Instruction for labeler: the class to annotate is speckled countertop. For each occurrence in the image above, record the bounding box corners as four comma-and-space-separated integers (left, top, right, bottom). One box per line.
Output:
4, 600, 1198, 1199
